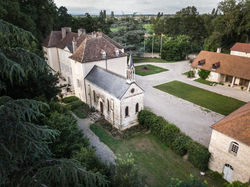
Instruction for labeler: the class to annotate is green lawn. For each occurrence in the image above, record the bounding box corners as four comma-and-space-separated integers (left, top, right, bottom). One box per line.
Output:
154, 81, 245, 115
195, 78, 217, 86
133, 57, 167, 63
110, 26, 124, 32
135, 64, 168, 76
90, 124, 224, 187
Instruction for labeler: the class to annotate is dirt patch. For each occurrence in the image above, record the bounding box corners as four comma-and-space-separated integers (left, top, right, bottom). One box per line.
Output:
138, 66, 153, 72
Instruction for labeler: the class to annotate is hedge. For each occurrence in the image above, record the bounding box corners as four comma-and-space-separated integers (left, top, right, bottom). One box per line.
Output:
138, 110, 210, 171
62, 96, 79, 103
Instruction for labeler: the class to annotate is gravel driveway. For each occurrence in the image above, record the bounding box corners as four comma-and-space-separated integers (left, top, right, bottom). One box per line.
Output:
135, 61, 250, 147
73, 114, 116, 164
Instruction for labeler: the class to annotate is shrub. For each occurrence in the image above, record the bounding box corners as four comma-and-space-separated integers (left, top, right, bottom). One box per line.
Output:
198, 69, 210, 79
171, 133, 191, 156
227, 181, 249, 187
62, 96, 79, 103
138, 109, 211, 171
187, 141, 210, 171
187, 70, 195, 78
67, 100, 86, 110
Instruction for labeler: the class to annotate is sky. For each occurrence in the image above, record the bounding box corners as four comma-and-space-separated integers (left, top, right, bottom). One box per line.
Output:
54, 0, 222, 15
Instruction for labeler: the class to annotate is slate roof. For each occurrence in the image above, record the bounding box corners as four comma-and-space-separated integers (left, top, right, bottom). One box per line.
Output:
192, 51, 250, 80
85, 66, 130, 99
231, 42, 250, 53
211, 102, 250, 146
43, 31, 78, 49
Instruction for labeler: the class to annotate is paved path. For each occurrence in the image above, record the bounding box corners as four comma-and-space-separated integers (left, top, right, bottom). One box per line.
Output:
73, 114, 116, 164
135, 61, 250, 147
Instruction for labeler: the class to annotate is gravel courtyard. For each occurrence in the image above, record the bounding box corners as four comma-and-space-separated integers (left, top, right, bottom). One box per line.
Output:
135, 61, 250, 146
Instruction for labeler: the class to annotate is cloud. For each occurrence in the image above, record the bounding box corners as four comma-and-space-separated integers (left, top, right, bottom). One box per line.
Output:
54, 0, 221, 15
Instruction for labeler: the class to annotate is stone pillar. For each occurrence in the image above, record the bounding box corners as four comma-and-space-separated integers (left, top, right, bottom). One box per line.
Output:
247, 81, 250, 92
231, 76, 235, 87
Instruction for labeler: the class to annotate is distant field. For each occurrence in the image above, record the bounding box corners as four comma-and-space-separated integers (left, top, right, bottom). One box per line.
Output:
154, 80, 245, 115
135, 64, 168, 76
110, 26, 124, 32
143, 24, 152, 33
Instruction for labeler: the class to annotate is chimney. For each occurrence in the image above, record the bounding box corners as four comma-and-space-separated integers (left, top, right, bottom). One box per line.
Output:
72, 37, 77, 53
217, 48, 221, 53
92, 31, 97, 38
61, 27, 71, 39
78, 28, 86, 37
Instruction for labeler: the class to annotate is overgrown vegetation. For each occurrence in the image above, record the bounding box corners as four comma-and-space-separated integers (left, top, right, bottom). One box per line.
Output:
198, 69, 211, 80
62, 96, 93, 118
138, 110, 210, 171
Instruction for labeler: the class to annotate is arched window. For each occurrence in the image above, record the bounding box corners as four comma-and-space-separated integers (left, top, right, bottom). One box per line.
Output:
125, 106, 129, 117
93, 91, 96, 102
107, 99, 110, 112
229, 142, 239, 155
135, 103, 139, 113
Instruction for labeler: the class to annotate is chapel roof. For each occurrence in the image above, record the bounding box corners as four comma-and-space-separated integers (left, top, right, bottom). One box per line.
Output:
85, 66, 131, 99
211, 102, 250, 146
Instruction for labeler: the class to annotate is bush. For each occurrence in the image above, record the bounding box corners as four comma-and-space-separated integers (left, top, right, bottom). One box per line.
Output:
187, 141, 210, 171
187, 70, 195, 78
67, 100, 86, 110
62, 96, 79, 103
138, 110, 211, 171
171, 133, 191, 156
198, 69, 210, 79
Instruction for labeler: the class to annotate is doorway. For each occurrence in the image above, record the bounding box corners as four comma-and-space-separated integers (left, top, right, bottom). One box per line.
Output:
223, 164, 233, 182
100, 101, 103, 114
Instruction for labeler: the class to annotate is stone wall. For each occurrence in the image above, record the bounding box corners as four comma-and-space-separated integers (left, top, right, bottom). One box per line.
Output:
209, 130, 250, 183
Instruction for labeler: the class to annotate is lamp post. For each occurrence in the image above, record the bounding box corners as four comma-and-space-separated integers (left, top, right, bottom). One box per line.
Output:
152, 33, 155, 58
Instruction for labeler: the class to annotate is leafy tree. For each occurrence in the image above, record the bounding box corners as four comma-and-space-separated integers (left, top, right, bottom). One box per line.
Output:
111, 153, 145, 187
161, 35, 191, 61
198, 69, 210, 79
168, 174, 208, 187
110, 18, 145, 55
0, 20, 60, 100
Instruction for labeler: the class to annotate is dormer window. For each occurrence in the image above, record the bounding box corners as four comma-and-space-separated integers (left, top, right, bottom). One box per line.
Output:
198, 59, 205, 66
115, 49, 119, 57
229, 141, 239, 155
212, 62, 220, 70
101, 50, 106, 59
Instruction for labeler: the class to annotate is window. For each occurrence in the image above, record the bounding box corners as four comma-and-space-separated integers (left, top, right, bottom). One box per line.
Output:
68, 77, 71, 84
115, 49, 119, 57
93, 91, 96, 102
77, 79, 80, 87
125, 106, 129, 117
131, 88, 135, 93
229, 142, 239, 155
102, 51, 106, 59
135, 103, 139, 113
107, 99, 110, 112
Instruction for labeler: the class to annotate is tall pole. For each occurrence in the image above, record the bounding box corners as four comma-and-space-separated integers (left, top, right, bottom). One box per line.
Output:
144, 35, 146, 53
152, 33, 154, 58
160, 33, 163, 56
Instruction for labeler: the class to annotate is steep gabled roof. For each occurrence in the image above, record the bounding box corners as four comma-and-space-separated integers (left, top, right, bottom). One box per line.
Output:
85, 66, 130, 99
211, 102, 250, 146
192, 51, 250, 80
231, 42, 250, 53
70, 32, 127, 63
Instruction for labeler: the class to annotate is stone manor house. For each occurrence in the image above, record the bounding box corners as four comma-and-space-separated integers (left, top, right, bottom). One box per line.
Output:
192, 43, 250, 92
208, 102, 250, 183
43, 27, 144, 130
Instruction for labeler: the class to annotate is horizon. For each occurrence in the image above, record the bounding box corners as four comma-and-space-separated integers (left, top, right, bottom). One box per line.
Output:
54, 0, 221, 15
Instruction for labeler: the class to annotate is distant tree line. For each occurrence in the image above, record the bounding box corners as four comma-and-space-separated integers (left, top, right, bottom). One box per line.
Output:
151, 0, 250, 59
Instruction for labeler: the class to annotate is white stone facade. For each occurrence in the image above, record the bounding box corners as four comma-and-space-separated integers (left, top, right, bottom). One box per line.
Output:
209, 130, 250, 183
43, 31, 144, 129
230, 50, 250, 58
